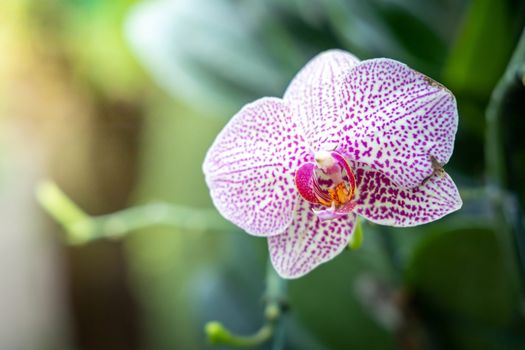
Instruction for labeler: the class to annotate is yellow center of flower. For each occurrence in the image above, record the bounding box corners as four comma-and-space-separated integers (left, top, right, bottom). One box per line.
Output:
311, 151, 356, 209
317, 182, 353, 208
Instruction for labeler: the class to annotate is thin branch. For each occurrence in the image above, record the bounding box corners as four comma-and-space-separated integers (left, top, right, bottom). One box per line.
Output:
485, 27, 525, 293
205, 261, 288, 348
36, 180, 231, 244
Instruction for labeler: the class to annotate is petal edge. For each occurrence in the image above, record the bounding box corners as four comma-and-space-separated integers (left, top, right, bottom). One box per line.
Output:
340, 58, 459, 189
285, 49, 360, 152
268, 198, 357, 278
203, 97, 309, 236
354, 163, 462, 227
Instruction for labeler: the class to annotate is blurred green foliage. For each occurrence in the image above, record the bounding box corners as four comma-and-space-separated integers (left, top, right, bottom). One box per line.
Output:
407, 228, 523, 349
2, 0, 525, 349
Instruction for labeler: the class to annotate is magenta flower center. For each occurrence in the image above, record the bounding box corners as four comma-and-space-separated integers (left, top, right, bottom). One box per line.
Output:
295, 151, 356, 219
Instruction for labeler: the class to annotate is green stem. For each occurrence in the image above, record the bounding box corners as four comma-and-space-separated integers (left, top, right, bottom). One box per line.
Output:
266, 261, 288, 350
486, 29, 525, 186
36, 180, 231, 244
348, 217, 364, 250
205, 261, 288, 348
485, 27, 525, 292
36, 180, 90, 228
519, 64, 525, 86
205, 322, 274, 348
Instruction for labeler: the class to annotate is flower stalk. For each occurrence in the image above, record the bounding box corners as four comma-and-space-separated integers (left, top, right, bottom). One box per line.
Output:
36, 180, 230, 244
348, 217, 364, 250
485, 27, 525, 291
205, 261, 288, 349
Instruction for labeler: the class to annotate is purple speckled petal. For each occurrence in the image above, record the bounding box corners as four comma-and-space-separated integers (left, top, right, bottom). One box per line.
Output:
268, 198, 357, 279
284, 49, 360, 152
353, 163, 462, 227
340, 58, 458, 189
203, 97, 310, 236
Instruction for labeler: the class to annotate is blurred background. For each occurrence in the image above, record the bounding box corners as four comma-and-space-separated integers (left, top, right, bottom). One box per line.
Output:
1, 0, 525, 349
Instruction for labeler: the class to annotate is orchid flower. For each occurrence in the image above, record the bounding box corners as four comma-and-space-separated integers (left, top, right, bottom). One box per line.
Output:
203, 50, 462, 279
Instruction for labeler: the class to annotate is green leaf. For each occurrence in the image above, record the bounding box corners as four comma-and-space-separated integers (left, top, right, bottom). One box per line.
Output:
376, 2, 447, 73
443, 0, 523, 99
406, 228, 521, 348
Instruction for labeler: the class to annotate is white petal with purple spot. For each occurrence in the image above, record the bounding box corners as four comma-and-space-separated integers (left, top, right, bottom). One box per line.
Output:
340, 58, 458, 189
268, 198, 357, 278
353, 163, 462, 227
203, 97, 310, 236
285, 49, 360, 152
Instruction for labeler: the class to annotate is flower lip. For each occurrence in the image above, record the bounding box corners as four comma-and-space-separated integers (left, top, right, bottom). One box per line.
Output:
295, 151, 356, 218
